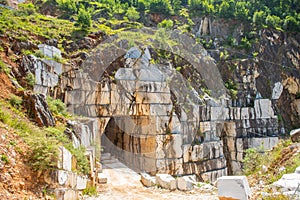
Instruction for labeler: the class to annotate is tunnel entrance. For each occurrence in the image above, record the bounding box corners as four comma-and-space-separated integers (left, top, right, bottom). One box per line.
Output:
101, 116, 157, 174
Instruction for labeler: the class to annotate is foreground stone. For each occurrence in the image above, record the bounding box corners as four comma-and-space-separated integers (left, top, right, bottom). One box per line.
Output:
176, 175, 196, 191
217, 176, 251, 200
272, 168, 300, 195
141, 172, 156, 187
156, 174, 176, 190
97, 173, 107, 184
290, 128, 300, 142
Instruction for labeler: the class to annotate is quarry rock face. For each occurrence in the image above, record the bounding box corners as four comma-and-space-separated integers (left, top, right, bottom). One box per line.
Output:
16, 28, 281, 185
56, 42, 282, 182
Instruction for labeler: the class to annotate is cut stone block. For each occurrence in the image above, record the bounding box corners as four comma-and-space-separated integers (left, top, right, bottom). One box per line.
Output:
156, 174, 177, 190
76, 175, 87, 190
97, 173, 107, 184
217, 176, 251, 200
54, 188, 78, 200
177, 175, 196, 191
140, 172, 156, 187
58, 146, 72, 171
295, 166, 300, 174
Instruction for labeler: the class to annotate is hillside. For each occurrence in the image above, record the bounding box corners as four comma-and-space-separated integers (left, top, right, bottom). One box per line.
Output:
0, 0, 299, 199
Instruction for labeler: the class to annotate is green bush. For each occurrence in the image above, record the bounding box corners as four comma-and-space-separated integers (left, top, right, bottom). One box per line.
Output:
83, 185, 97, 196
125, 7, 140, 21
25, 73, 36, 88
9, 95, 23, 110
242, 148, 264, 175
76, 6, 92, 30
46, 96, 69, 117
158, 19, 173, 29
0, 60, 11, 75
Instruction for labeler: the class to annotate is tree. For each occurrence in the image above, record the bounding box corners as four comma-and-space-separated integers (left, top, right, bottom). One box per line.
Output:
76, 6, 92, 29
283, 15, 300, 32
234, 1, 249, 21
265, 15, 282, 29
218, 0, 235, 18
149, 0, 172, 15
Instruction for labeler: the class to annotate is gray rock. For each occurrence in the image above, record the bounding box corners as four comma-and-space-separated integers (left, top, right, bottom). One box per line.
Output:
140, 172, 156, 187
98, 173, 107, 184
290, 128, 300, 142
217, 176, 251, 200
24, 93, 55, 127
295, 166, 300, 174
177, 175, 196, 191
273, 173, 300, 192
124, 47, 142, 59
272, 82, 283, 100
156, 174, 177, 190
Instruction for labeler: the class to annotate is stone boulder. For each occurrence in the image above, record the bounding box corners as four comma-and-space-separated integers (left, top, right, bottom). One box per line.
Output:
140, 172, 156, 187
156, 174, 176, 190
217, 176, 251, 200
290, 128, 300, 142
272, 173, 300, 193
177, 175, 196, 191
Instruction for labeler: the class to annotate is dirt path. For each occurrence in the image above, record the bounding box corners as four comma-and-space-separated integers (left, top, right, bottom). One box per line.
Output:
85, 159, 218, 200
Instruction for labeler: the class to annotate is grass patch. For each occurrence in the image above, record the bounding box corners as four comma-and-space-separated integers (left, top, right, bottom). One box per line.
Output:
0, 100, 89, 174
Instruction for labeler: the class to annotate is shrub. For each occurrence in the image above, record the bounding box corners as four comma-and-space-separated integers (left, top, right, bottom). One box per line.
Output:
83, 185, 97, 196
9, 95, 23, 110
25, 73, 36, 88
46, 96, 69, 117
125, 7, 140, 21
158, 19, 173, 29
76, 6, 92, 30
149, 0, 172, 15
242, 148, 264, 175
0, 60, 11, 75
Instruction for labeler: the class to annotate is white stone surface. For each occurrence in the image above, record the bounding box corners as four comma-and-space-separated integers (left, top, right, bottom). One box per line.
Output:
58, 170, 68, 185
272, 82, 283, 100
273, 173, 300, 192
217, 176, 251, 200
156, 174, 177, 190
140, 172, 156, 187
254, 99, 275, 119
59, 146, 72, 171
177, 175, 196, 191
76, 175, 87, 190
247, 137, 279, 151
98, 173, 108, 184
295, 166, 300, 174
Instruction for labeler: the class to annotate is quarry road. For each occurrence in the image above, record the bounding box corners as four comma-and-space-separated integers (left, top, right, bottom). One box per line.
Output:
84, 159, 218, 200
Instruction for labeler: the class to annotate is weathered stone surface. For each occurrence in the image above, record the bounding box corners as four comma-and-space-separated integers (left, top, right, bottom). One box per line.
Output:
24, 93, 55, 127
218, 176, 251, 200
254, 99, 275, 119
38, 44, 61, 58
76, 175, 87, 190
54, 188, 78, 200
156, 174, 176, 190
58, 146, 72, 171
295, 166, 300, 174
97, 173, 107, 184
273, 173, 300, 192
177, 175, 196, 191
247, 137, 279, 150
140, 172, 156, 187
272, 82, 283, 100
156, 134, 182, 159
290, 128, 300, 142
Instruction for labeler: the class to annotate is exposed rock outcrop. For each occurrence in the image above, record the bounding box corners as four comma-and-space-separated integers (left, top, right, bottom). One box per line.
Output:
24, 92, 55, 127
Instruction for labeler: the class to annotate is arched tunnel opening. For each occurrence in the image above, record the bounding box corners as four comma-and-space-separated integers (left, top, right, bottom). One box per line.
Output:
101, 116, 157, 175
